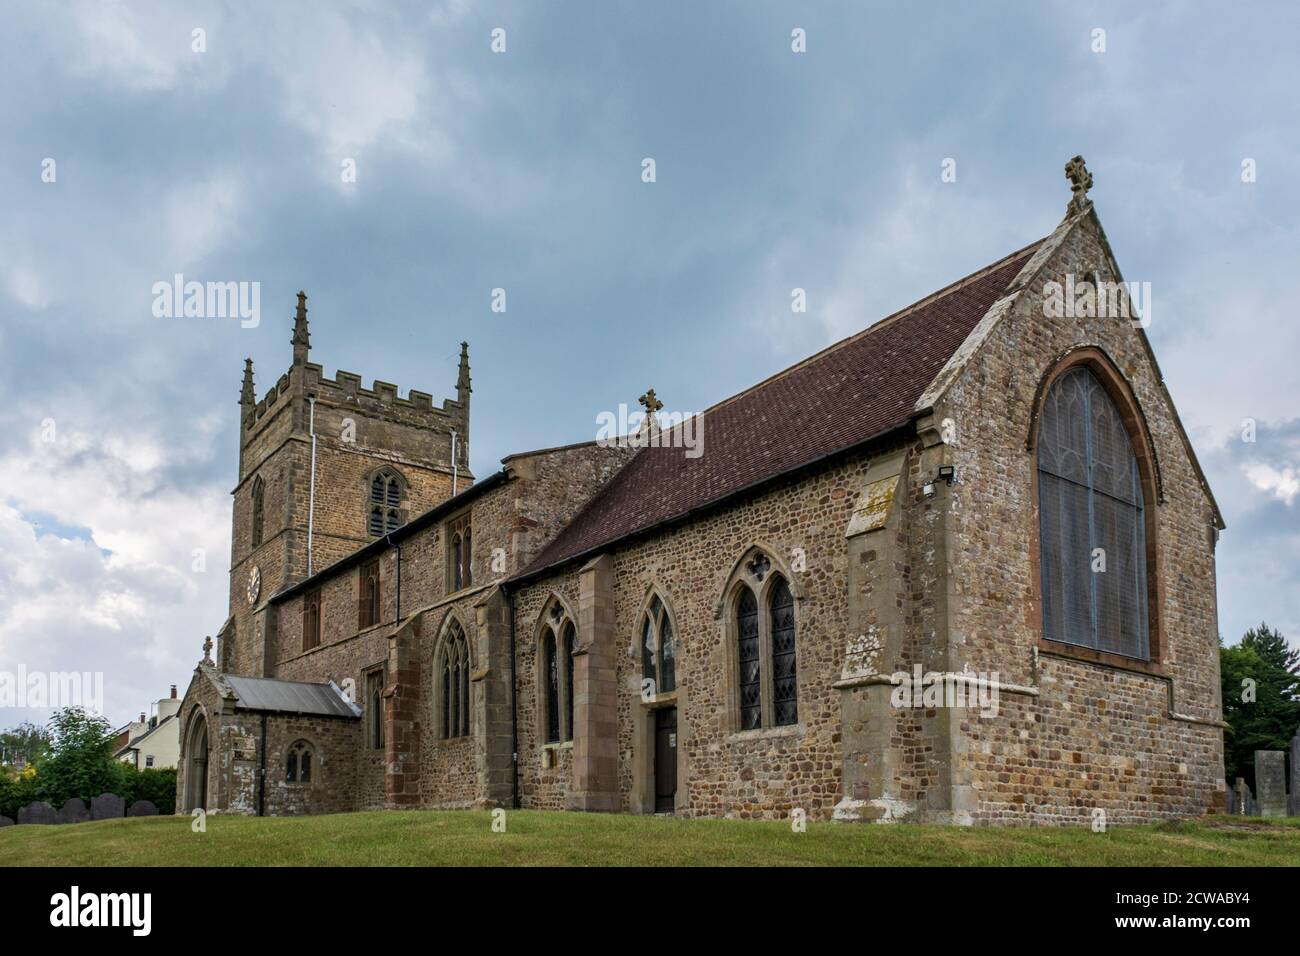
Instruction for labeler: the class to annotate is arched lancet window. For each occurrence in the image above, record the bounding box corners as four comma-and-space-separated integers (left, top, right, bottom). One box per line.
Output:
285, 740, 315, 784
736, 587, 761, 730
250, 475, 265, 548
640, 594, 676, 697
368, 469, 404, 537
448, 512, 472, 591
769, 575, 797, 726
538, 600, 577, 746
543, 627, 560, 744
1037, 364, 1150, 659
440, 621, 470, 739
729, 551, 799, 731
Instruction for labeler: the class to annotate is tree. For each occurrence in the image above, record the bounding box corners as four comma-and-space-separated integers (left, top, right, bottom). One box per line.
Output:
1220, 622, 1300, 788
32, 707, 130, 807
0, 722, 53, 767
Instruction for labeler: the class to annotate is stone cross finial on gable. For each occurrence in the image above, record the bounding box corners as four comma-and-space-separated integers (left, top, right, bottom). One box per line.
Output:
1065, 155, 1093, 213
202, 635, 213, 664
636, 388, 663, 438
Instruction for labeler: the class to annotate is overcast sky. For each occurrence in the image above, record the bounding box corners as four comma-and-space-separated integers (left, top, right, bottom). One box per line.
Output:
1, 1, 1296, 729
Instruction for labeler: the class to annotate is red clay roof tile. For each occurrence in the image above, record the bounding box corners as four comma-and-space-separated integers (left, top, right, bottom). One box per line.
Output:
514, 239, 1044, 581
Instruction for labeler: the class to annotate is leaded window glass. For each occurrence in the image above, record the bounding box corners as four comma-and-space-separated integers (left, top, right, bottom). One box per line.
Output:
544, 628, 560, 744
1038, 365, 1149, 660
769, 575, 798, 726
737, 587, 761, 730
441, 623, 470, 739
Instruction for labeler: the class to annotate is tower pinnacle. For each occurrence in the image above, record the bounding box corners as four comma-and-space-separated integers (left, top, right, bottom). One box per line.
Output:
457, 341, 472, 403
240, 357, 256, 407
292, 291, 310, 365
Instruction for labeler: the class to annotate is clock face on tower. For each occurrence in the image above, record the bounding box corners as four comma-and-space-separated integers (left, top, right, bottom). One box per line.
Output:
247, 565, 261, 606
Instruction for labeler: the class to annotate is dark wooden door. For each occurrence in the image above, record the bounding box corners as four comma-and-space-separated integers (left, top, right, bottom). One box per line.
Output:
654, 706, 677, 813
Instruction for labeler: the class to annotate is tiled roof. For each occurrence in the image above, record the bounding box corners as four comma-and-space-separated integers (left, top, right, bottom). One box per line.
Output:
513, 239, 1043, 581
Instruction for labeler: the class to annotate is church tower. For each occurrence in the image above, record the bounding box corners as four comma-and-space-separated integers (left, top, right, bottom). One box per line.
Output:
222, 292, 472, 676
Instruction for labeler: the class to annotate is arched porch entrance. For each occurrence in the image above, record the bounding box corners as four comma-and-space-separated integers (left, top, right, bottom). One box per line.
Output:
184, 714, 209, 811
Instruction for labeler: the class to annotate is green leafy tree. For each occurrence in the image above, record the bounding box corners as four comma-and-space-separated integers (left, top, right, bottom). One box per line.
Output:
32, 707, 130, 807
1220, 623, 1300, 787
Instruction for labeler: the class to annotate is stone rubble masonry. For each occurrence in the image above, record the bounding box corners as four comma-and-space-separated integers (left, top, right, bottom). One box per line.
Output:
185, 434, 635, 816
226, 341, 469, 677
179, 203, 1228, 825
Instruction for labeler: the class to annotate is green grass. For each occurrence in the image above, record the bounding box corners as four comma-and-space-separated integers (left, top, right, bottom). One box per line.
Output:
1, 811, 1297, 866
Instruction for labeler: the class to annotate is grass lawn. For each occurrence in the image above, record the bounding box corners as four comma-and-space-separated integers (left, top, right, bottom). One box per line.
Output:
2, 811, 1299, 866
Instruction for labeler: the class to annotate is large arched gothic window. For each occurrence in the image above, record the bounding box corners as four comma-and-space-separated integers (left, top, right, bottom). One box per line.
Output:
440, 621, 470, 739
368, 469, 404, 537
640, 594, 676, 697
250, 475, 265, 547
729, 551, 799, 731
1037, 364, 1150, 660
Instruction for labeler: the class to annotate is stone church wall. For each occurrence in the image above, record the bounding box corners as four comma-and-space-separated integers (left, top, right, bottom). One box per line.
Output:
932, 213, 1225, 823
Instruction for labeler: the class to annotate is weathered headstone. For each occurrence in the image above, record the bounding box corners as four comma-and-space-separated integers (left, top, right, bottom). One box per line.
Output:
1290, 732, 1300, 817
91, 793, 126, 820
1255, 750, 1287, 817
17, 801, 57, 825
127, 800, 158, 817
0, 815, 14, 827
1234, 778, 1253, 816
57, 797, 90, 824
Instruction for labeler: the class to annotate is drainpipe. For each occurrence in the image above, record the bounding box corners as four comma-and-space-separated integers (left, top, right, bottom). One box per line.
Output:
450, 428, 459, 496
258, 714, 268, 817
307, 394, 318, 575
504, 583, 519, 809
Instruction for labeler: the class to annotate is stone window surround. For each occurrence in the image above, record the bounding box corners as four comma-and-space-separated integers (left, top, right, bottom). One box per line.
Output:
716, 546, 805, 733
1026, 346, 1166, 678
638, 590, 677, 699
285, 738, 319, 787
363, 663, 385, 750
445, 509, 473, 593
535, 595, 578, 748
367, 466, 408, 539
433, 612, 473, 743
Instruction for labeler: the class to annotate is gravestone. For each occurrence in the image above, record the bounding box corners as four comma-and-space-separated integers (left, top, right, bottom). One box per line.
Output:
1255, 750, 1287, 817
1291, 732, 1300, 817
127, 800, 158, 817
0, 815, 14, 827
17, 801, 57, 825
91, 793, 126, 820
1222, 780, 1233, 813
1233, 778, 1253, 816
57, 797, 90, 824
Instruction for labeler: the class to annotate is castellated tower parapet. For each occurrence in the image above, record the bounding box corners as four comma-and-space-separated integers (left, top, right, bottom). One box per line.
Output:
224, 291, 472, 677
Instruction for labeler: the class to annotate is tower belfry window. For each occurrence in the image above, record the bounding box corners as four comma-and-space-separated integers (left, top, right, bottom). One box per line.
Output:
368, 470, 404, 537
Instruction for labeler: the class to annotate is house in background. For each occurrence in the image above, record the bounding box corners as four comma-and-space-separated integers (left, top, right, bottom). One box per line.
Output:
113, 686, 183, 770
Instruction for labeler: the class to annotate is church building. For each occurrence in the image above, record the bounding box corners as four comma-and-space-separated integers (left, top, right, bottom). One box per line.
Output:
176, 159, 1226, 825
